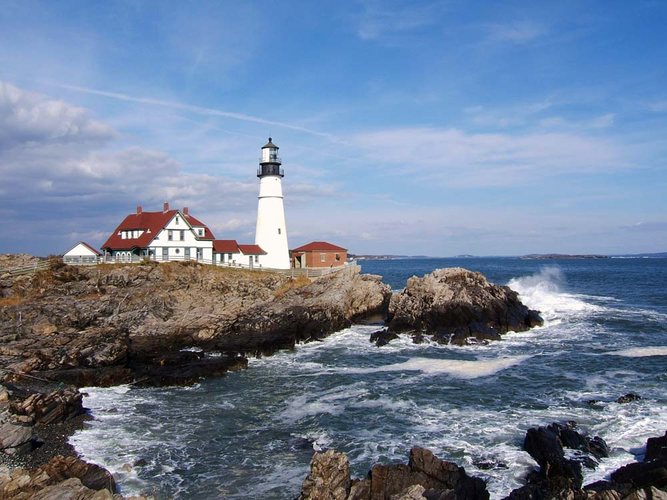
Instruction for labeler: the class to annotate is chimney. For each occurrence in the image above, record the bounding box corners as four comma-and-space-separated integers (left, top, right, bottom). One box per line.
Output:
183, 207, 189, 215
163, 202, 169, 212
136, 205, 142, 215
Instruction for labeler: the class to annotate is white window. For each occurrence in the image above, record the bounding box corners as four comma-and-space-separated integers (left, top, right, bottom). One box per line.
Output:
168, 230, 173, 241
254, 255, 259, 263
180, 230, 185, 241
321, 253, 326, 262
198, 229, 204, 236
175, 216, 179, 225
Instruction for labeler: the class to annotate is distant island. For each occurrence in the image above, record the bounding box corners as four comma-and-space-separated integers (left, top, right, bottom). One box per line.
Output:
521, 254, 610, 260
350, 254, 431, 260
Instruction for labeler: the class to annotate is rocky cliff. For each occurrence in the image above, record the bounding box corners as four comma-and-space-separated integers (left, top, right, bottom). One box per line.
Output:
0, 259, 391, 387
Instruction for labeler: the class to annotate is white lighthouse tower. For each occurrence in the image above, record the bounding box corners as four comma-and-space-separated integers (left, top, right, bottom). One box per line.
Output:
254, 138, 290, 269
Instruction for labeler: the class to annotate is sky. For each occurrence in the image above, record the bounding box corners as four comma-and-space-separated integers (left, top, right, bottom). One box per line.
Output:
1, 0, 666, 257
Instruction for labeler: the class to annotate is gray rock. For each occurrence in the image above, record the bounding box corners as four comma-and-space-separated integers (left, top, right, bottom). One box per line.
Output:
0, 421, 32, 450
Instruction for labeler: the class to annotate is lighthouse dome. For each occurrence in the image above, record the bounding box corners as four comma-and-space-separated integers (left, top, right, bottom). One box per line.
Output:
262, 137, 279, 149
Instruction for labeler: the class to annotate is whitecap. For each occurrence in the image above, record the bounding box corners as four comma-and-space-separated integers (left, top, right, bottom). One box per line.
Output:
605, 346, 667, 357
507, 267, 605, 322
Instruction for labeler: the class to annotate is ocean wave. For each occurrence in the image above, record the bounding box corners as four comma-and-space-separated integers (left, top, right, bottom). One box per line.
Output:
507, 267, 605, 322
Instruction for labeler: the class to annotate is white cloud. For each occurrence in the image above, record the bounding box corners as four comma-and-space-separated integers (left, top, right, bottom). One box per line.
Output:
0, 81, 115, 149
351, 127, 627, 187
487, 21, 546, 44
355, 0, 443, 41
50, 82, 333, 139
647, 100, 667, 113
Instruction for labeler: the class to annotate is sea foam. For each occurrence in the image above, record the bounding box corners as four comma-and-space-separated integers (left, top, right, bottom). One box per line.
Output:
347, 355, 530, 378
508, 267, 603, 321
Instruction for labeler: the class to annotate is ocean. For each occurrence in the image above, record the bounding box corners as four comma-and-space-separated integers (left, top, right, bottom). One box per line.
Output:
69, 257, 667, 499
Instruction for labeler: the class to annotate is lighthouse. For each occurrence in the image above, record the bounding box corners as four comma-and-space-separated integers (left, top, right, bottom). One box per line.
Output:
254, 138, 290, 269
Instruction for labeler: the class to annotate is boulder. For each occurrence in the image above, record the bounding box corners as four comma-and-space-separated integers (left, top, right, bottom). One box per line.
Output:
617, 393, 641, 404
387, 268, 542, 345
39, 455, 117, 492
522, 422, 609, 491
28, 477, 111, 500
9, 387, 84, 424
370, 329, 399, 347
0, 422, 33, 453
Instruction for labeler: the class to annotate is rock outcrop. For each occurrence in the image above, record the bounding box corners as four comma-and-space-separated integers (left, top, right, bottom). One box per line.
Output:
0, 260, 390, 387
387, 268, 542, 345
299, 447, 489, 500
0, 455, 125, 499
506, 426, 667, 500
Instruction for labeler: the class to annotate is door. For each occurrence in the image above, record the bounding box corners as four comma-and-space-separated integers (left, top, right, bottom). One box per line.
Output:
162, 247, 168, 261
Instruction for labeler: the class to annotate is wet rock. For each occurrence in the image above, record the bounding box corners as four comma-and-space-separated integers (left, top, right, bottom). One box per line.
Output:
610, 460, 667, 489
370, 329, 399, 347
387, 268, 542, 345
472, 459, 508, 471
645, 431, 667, 462
522, 421, 609, 493
523, 425, 583, 487
616, 393, 641, 404
299, 449, 351, 500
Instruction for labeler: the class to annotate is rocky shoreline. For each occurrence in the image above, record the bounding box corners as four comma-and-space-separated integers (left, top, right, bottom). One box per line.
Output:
1, 255, 664, 498
298, 423, 667, 499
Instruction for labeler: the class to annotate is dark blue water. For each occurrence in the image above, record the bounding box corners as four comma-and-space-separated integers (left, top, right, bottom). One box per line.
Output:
71, 258, 667, 498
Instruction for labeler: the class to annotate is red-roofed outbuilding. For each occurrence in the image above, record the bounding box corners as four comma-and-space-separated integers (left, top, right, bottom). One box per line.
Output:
291, 241, 348, 269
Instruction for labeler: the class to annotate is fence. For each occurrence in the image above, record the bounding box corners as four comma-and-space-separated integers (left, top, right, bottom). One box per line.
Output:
0, 260, 51, 277
61, 254, 351, 278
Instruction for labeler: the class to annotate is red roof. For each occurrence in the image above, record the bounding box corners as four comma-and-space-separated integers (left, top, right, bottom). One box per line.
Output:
213, 239, 240, 253
292, 241, 347, 252
238, 244, 267, 255
101, 209, 215, 251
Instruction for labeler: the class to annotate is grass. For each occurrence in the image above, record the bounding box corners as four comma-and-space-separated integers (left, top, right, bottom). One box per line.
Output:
0, 296, 25, 307
273, 275, 311, 299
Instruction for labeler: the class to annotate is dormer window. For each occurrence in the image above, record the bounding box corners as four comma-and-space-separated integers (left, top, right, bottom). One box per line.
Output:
175, 216, 180, 225
198, 229, 204, 236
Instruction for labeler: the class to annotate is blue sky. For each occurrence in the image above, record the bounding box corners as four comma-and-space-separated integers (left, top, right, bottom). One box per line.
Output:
1, 0, 666, 256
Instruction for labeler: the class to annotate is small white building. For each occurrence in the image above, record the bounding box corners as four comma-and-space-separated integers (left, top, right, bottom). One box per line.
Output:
63, 241, 102, 264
